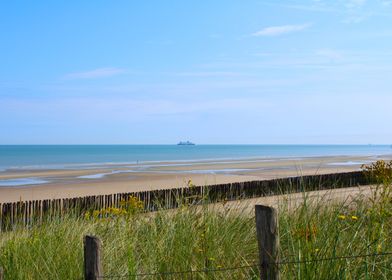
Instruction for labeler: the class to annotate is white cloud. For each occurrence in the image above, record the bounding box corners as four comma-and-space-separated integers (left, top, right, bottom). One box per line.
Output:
173, 71, 242, 77
315, 49, 343, 60
381, 0, 392, 6
252, 23, 311, 37
346, 0, 367, 9
63, 67, 125, 80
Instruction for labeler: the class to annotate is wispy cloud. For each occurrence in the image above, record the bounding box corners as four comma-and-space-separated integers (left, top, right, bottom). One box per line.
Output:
251, 23, 311, 37
261, 1, 391, 23
63, 67, 125, 80
346, 0, 367, 9
315, 49, 343, 60
381, 0, 392, 6
173, 71, 242, 77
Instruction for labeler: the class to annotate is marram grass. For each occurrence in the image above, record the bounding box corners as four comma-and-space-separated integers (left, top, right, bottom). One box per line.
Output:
0, 162, 391, 279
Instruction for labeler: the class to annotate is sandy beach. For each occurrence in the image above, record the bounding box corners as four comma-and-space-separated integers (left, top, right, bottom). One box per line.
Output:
0, 154, 390, 203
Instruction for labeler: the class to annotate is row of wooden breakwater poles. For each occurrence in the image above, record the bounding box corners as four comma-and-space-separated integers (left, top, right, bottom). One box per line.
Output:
0, 171, 371, 231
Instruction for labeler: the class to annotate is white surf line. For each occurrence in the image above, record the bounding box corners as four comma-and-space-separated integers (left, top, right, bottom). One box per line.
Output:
327, 160, 374, 166
0, 178, 50, 187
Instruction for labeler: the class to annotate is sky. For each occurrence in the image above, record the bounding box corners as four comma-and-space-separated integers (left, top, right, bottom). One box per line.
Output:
1, 0, 392, 144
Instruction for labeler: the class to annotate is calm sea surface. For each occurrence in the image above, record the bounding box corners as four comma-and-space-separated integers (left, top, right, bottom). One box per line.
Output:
0, 145, 391, 170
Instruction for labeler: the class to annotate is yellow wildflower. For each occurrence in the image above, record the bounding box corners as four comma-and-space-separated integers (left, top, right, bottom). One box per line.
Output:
338, 215, 346, 220
208, 257, 215, 261
187, 179, 195, 188
351, 215, 358, 221
119, 199, 126, 207
377, 244, 382, 253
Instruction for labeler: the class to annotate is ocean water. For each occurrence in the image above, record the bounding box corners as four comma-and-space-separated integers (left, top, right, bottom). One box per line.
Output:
0, 145, 391, 171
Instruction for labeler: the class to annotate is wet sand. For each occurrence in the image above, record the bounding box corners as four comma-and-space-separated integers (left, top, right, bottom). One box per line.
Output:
0, 154, 390, 203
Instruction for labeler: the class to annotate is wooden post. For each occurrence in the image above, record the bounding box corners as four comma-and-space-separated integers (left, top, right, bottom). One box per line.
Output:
255, 205, 280, 280
84, 235, 103, 280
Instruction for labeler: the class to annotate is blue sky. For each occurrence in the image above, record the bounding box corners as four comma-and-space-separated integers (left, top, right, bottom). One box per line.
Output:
1, 0, 392, 144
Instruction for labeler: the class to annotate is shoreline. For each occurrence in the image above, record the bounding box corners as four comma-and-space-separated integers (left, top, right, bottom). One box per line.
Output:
0, 154, 390, 203
1, 152, 390, 171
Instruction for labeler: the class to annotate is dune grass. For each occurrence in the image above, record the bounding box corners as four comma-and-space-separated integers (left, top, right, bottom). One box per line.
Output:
0, 163, 391, 279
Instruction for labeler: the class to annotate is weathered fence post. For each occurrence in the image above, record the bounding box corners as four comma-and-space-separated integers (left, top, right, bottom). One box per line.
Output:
255, 205, 280, 280
84, 235, 103, 280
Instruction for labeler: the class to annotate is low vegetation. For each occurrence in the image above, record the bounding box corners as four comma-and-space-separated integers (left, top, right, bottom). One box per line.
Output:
0, 161, 391, 279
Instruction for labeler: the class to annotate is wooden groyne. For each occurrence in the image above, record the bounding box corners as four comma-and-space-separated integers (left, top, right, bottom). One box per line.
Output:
0, 171, 372, 230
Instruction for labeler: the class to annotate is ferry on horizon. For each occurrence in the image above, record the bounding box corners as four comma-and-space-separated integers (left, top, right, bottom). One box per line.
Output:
177, 141, 195, 146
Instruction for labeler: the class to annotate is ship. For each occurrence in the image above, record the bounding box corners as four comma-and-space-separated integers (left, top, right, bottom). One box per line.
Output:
177, 141, 195, 146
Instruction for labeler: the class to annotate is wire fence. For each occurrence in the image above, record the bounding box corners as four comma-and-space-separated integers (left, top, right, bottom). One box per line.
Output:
99, 263, 259, 279
80, 199, 391, 280
97, 252, 392, 279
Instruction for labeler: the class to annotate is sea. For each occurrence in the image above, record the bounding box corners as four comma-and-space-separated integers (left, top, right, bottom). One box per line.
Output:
0, 145, 391, 171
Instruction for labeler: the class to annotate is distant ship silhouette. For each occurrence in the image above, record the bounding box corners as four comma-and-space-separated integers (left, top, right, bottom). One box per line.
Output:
177, 141, 195, 146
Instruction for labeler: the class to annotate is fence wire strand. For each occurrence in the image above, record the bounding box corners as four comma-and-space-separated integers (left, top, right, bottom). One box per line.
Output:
277, 251, 392, 265
99, 262, 259, 279
98, 251, 392, 279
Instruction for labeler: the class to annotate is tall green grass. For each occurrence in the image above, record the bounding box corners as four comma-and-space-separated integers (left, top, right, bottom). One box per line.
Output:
0, 162, 391, 279
0, 204, 259, 279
